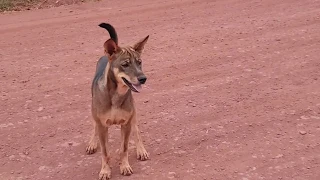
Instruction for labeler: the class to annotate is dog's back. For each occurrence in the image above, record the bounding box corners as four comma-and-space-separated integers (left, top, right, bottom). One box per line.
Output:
91, 56, 108, 96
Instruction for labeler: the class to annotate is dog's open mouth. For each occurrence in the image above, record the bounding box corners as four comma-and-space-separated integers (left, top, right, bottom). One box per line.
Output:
122, 77, 142, 93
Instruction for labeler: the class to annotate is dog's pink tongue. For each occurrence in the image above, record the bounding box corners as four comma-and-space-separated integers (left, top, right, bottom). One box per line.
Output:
132, 84, 142, 93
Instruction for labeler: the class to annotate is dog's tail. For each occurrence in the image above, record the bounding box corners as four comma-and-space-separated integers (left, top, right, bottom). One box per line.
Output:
99, 23, 118, 45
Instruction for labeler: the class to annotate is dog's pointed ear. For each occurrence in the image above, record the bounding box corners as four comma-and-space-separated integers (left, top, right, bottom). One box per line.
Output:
133, 35, 149, 54
104, 39, 118, 57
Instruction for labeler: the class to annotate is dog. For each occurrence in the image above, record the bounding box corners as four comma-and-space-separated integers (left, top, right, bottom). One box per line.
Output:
85, 23, 150, 180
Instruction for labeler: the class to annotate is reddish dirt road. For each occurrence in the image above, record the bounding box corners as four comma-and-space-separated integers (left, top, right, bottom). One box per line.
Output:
1, 0, 320, 179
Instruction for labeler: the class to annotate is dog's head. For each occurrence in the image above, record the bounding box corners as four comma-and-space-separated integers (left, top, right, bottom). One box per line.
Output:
104, 35, 149, 93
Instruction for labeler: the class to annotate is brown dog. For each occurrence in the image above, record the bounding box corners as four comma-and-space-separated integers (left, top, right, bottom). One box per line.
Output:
86, 23, 149, 180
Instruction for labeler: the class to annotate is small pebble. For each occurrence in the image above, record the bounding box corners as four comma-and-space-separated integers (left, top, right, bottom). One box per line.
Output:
299, 130, 307, 135
37, 107, 44, 112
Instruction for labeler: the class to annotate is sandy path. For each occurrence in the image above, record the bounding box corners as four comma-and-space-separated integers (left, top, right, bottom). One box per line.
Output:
0, 0, 319, 179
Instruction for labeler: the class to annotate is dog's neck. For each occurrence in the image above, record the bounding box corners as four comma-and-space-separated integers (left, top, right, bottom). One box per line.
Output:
103, 63, 132, 108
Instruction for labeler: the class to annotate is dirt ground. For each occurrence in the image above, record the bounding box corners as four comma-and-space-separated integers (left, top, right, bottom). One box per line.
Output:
0, 0, 320, 179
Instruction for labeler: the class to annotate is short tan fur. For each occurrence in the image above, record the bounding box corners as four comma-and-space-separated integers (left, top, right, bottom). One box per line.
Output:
86, 23, 150, 180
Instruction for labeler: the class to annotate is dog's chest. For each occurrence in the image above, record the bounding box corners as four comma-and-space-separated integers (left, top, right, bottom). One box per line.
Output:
102, 107, 133, 126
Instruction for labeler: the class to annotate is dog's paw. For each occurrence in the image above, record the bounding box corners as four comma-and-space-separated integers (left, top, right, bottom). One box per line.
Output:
120, 163, 133, 176
136, 147, 149, 161
86, 142, 98, 155
99, 169, 112, 180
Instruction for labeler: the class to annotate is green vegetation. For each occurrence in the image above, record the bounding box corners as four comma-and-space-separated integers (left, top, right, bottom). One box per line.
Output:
0, 0, 38, 12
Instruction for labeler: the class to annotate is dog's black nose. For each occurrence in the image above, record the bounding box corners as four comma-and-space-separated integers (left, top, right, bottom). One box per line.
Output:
138, 76, 147, 84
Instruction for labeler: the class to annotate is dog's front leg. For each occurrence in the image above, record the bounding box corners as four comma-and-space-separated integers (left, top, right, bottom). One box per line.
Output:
97, 124, 112, 180
119, 124, 133, 176
131, 114, 149, 161
86, 121, 99, 154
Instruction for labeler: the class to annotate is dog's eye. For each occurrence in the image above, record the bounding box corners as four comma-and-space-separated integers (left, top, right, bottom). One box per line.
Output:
137, 60, 142, 66
122, 63, 129, 68
121, 62, 129, 68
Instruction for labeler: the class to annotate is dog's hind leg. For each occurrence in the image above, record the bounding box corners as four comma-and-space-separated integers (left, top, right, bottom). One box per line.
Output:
131, 114, 149, 161
98, 124, 112, 180
86, 121, 99, 154
119, 124, 133, 176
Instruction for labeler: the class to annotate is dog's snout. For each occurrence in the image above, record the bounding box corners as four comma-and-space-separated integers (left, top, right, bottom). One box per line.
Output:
138, 75, 147, 84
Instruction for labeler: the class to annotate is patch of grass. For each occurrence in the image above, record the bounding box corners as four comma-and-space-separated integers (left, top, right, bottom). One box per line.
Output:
0, 0, 97, 12
0, 0, 14, 11
0, 0, 38, 12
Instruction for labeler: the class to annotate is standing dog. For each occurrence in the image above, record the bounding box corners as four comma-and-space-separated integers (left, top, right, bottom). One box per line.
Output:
86, 23, 150, 180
